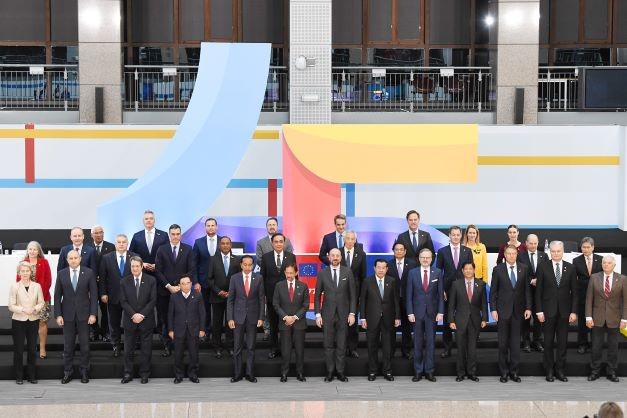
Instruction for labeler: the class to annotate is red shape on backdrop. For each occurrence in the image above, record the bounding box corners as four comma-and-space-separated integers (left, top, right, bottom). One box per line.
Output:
25, 123, 35, 183
282, 138, 341, 254
267, 179, 278, 216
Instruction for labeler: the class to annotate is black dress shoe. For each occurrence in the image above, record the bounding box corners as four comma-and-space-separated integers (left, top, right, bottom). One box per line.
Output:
588, 373, 599, 381
367, 374, 376, 381
384, 374, 394, 382
280, 375, 288, 382
577, 345, 587, 354
455, 375, 465, 382
555, 373, 568, 382
16, 379, 23, 385
468, 375, 479, 382
231, 376, 242, 383
61, 374, 72, 384
402, 352, 411, 359
499, 376, 508, 383
336, 373, 348, 382
510, 374, 521, 383
215, 350, 223, 359
162, 347, 172, 357
324, 375, 334, 382
141, 377, 149, 384
441, 350, 451, 358
173, 377, 183, 384
348, 350, 359, 359
532, 342, 544, 353
296, 374, 306, 382
102, 336, 111, 343
28, 379, 38, 384
189, 376, 200, 383
121, 375, 133, 384
229, 349, 234, 357
522, 344, 531, 353
607, 374, 620, 383
412, 374, 422, 382
268, 350, 278, 359
425, 373, 436, 382
245, 375, 257, 383
112, 346, 120, 358
80, 373, 89, 384
545, 375, 554, 382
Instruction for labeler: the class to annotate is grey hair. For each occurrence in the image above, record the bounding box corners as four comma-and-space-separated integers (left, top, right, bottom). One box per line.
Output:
16, 261, 35, 277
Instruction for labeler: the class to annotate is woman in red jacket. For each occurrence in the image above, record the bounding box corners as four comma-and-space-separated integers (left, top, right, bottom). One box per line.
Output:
16, 241, 52, 359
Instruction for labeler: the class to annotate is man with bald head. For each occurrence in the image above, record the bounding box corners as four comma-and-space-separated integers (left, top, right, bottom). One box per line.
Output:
517, 234, 548, 353
57, 227, 97, 272
586, 255, 627, 383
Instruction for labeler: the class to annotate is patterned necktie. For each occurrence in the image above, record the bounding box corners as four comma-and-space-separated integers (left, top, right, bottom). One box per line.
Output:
530, 253, 536, 275
453, 247, 459, 269
412, 232, 418, 252
466, 281, 472, 302
605, 275, 611, 298
555, 263, 561, 286
276, 254, 281, 270
244, 274, 250, 297
289, 281, 294, 302
378, 279, 384, 298
96, 245, 101, 255
423, 269, 428, 291
347, 251, 351, 268
333, 268, 338, 287
119, 255, 125, 275
223, 255, 229, 275
135, 277, 140, 298
510, 266, 517, 288
71, 269, 78, 291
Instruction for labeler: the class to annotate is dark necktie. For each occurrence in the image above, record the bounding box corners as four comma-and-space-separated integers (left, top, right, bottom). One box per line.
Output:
276, 254, 281, 270
119, 255, 125, 275
530, 253, 536, 274
422, 269, 428, 291
333, 268, 338, 287
75, 247, 80, 253
347, 250, 351, 268
172, 246, 177, 261
555, 263, 561, 286
605, 275, 611, 298
135, 277, 140, 298
412, 232, 418, 252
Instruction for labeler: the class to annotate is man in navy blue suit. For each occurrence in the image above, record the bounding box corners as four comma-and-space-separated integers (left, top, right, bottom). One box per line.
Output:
129, 210, 169, 275
387, 242, 417, 359
407, 248, 444, 382
436, 225, 473, 358
318, 214, 348, 266
192, 217, 220, 334
394, 210, 435, 262
57, 227, 97, 272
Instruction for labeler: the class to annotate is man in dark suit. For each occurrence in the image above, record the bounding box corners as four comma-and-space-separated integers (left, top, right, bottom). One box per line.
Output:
388, 242, 417, 359
207, 236, 241, 358
435, 225, 473, 357
273, 261, 309, 382
57, 227, 97, 272
318, 214, 348, 266
314, 248, 357, 382
260, 233, 297, 359
572, 237, 603, 354
227, 255, 265, 383
360, 259, 400, 381
88, 225, 115, 342
407, 248, 444, 382
535, 240, 578, 382
585, 255, 627, 383
155, 224, 195, 357
394, 210, 435, 262
119, 256, 157, 384
192, 217, 220, 334
99, 234, 136, 357
448, 261, 488, 382
54, 250, 98, 384
256, 217, 294, 269
517, 233, 548, 353
129, 210, 169, 275
340, 230, 366, 358
168, 276, 206, 384
490, 245, 532, 383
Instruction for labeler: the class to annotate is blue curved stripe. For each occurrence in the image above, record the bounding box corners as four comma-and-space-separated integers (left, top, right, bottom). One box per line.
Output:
97, 43, 271, 235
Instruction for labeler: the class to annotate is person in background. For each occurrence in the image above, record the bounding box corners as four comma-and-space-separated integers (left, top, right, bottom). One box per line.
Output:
496, 224, 527, 264
9, 261, 44, 384
88, 225, 115, 342
17, 241, 51, 359
463, 225, 488, 283
596, 402, 624, 418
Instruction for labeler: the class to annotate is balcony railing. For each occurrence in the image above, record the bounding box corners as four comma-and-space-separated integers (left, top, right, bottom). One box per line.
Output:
123, 65, 288, 112
331, 66, 494, 112
538, 66, 579, 111
0, 64, 78, 110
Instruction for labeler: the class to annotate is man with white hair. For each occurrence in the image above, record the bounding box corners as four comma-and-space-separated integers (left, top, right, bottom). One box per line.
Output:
88, 225, 115, 342
585, 254, 627, 383
535, 240, 578, 382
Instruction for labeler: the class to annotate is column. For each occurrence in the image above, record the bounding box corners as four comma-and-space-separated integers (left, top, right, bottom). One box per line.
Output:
496, 0, 540, 124
78, 0, 122, 123
289, 0, 332, 124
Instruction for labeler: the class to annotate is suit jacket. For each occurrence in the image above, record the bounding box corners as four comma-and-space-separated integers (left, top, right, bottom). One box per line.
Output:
406, 265, 445, 319
192, 235, 221, 288
226, 272, 265, 325
435, 245, 473, 292
99, 251, 137, 304
340, 245, 367, 285
57, 244, 97, 272
260, 251, 297, 301
87, 240, 115, 278
387, 257, 417, 299
272, 279, 309, 330
168, 291, 206, 336
119, 273, 157, 331
535, 259, 578, 318
489, 263, 531, 320
319, 231, 358, 265
207, 252, 241, 303
395, 230, 435, 261
360, 275, 400, 328
155, 243, 195, 295
256, 235, 294, 268
448, 278, 488, 330
517, 250, 549, 278
54, 266, 98, 321
8, 281, 44, 321
585, 272, 627, 328
573, 253, 603, 297
129, 228, 169, 265
314, 265, 357, 321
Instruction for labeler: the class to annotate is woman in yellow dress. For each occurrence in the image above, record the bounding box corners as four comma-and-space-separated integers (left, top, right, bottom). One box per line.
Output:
463, 225, 488, 283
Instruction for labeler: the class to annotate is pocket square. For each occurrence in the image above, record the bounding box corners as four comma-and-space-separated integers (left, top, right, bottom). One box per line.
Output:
431, 279, 438, 282
342, 277, 347, 281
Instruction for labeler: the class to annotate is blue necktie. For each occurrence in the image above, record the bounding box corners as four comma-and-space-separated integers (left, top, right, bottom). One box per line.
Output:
119, 255, 125, 275
338, 234, 343, 249
412, 232, 418, 252
509, 266, 516, 288
223, 255, 229, 275
71, 269, 78, 291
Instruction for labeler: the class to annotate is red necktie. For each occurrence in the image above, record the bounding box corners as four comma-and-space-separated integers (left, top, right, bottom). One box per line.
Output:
422, 269, 428, 291
467, 281, 473, 302
289, 282, 294, 302
605, 275, 611, 298
244, 275, 250, 297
